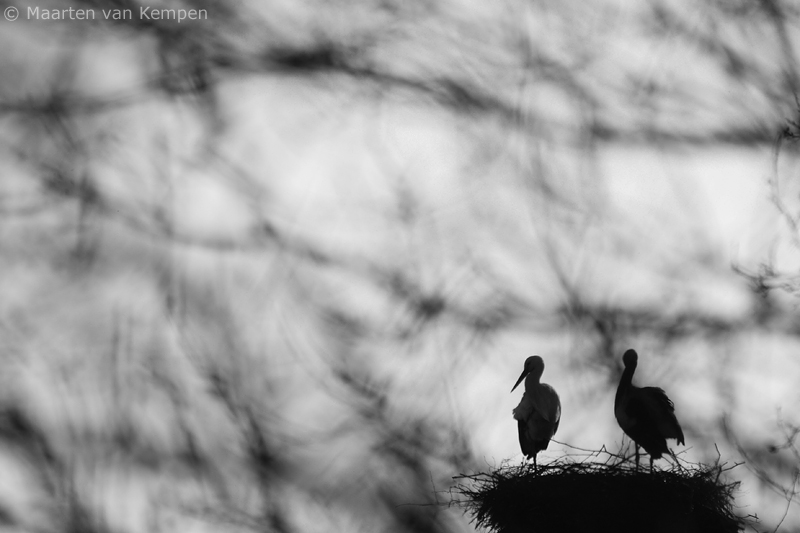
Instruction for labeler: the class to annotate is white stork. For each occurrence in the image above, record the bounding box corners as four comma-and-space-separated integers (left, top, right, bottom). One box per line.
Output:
614, 349, 685, 470
511, 356, 561, 468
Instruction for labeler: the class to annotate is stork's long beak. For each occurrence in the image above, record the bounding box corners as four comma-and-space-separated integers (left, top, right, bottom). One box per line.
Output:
510, 369, 528, 393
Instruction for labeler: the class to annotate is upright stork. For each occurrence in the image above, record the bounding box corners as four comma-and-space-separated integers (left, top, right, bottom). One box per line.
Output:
511, 356, 561, 468
614, 349, 684, 470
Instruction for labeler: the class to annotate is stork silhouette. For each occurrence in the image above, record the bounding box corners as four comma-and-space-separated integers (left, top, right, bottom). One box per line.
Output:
614, 349, 684, 470
511, 356, 561, 469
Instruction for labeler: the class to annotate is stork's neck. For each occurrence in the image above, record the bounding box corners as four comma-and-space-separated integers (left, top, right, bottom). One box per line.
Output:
615, 364, 636, 402
525, 372, 541, 391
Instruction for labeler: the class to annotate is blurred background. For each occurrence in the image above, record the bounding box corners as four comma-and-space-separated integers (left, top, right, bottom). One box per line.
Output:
0, 0, 799, 531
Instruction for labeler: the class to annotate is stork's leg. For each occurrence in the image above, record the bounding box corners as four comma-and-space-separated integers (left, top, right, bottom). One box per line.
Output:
634, 445, 640, 470
649, 456, 654, 472
533, 454, 537, 471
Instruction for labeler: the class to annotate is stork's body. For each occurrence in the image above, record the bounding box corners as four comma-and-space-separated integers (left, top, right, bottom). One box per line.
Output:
614, 349, 684, 470
511, 356, 561, 468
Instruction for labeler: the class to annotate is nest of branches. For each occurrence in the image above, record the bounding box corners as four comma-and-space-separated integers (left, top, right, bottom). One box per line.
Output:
452, 447, 745, 533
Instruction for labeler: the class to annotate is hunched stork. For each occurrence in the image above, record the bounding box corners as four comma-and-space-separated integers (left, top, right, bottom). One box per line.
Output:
511, 356, 561, 468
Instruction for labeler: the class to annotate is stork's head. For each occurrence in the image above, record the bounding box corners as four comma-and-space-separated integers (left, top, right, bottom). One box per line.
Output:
622, 349, 638, 368
510, 355, 545, 393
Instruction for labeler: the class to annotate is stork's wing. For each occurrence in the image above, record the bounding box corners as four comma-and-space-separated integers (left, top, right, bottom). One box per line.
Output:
630, 387, 684, 444
533, 384, 561, 425
641, 387, 674, 411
